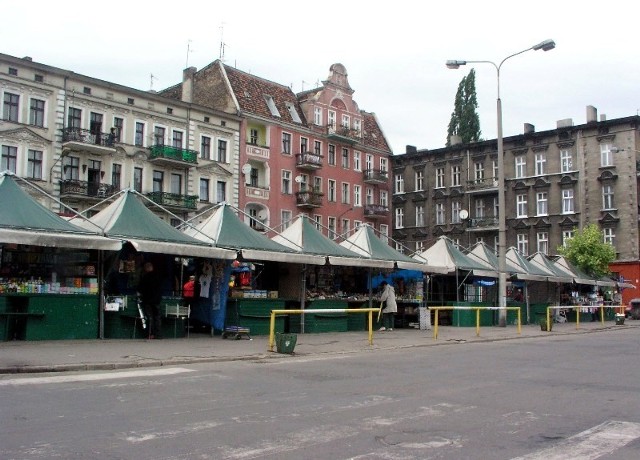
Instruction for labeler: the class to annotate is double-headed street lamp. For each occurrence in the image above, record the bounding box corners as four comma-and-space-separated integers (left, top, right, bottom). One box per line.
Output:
446, 39, 555, 326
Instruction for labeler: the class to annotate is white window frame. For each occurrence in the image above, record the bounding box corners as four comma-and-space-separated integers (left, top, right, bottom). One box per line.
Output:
435, 203, 445, 225
415, 170, 424, 191
515, 156, 526, 179
562, 230, 574, 247
537, 232, 549, 255
435, 167, 445, 188
602, 184, 615, 210
562, 189, 575, 214
536, 192, 548, 216
395, 208, 404, 229
314, 107, 322, 125
281, 170, 292, 194
451, 165, 461, 187
395, 174, 404, 194
535, 153, 546, 176
560, 149, 572, 173
516, 194, 528, 218
415, 205, 424, 227
353, 151, 361, 171
600, 143, 613, 167
603, 227, 615, 245
353, 184, 361, 207
451, 201, 461, 224
517, 233, 529, 256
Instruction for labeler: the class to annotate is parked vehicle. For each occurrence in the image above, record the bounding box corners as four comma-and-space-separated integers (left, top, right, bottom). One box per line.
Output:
625, 298, 640, 319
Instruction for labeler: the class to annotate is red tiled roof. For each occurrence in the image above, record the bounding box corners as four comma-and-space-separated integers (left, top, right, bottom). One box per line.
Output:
223, 64, 307, 126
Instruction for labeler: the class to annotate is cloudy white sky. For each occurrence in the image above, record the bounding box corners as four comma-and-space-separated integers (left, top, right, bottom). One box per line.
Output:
4, 1, 638, 154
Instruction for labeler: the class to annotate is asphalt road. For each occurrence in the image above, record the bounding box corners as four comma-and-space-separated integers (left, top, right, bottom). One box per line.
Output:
1, 328, 639, 459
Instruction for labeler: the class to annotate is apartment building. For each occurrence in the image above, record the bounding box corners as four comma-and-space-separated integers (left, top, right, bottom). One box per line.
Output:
161, 62, 393, 239
392, 106, 640, 295
0, 53, 241, 222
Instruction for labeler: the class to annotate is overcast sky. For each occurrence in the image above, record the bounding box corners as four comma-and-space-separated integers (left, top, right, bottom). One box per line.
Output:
4, 1, 639, 154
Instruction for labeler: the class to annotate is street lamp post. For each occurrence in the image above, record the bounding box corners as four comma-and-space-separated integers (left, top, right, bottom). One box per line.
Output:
446, 39, 555, 326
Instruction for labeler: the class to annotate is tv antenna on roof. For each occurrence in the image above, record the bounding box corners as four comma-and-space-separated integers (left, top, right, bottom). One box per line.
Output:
150, 73, 157, 91
185, 39, 194, 68
219, 22, 227, 61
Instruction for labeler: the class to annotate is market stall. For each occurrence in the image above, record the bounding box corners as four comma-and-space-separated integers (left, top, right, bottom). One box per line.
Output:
69, 190, 236, 339
272, 216, 392, 333
183, 204, 324, 335
0, 172, 121, 340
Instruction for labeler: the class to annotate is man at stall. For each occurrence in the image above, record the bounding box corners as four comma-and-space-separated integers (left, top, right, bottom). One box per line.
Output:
138, 262, 163, 339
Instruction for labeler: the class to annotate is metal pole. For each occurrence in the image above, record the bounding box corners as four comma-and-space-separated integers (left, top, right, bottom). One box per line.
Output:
497, 93, 507, 326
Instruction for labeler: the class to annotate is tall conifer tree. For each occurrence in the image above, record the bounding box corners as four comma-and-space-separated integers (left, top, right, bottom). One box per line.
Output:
446, 69, 482, 146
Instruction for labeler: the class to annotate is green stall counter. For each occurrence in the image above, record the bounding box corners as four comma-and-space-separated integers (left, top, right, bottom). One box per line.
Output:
289, 299, 349, 333
451, 302, 494, 327
226, 298, 286, 335
103, 296, 187, 339
1, 294, 98, 341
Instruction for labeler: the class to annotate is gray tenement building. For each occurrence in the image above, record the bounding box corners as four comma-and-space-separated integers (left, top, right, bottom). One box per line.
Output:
391, 106, 640, 298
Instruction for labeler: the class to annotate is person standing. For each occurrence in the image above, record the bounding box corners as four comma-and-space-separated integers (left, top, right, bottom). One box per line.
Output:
183, 275, 196, 306
138, 262, 163, 339
379, 281, 397, 331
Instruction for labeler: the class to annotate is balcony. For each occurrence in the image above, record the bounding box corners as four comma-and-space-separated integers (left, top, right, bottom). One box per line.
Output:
246, 143, 270, 161
59, 180, 119, 200
468, 216, 499, 231
245, 185, 270, 200
364, 204, 389, 220
327, 125, 360, 145
61, 127, 117, 155
295, 189, 323, 208
296, 152, 323, 170
466, 177, 499, 194
363, 169, 389, 185
148, 145, 198, 167
145, 191, 198, 210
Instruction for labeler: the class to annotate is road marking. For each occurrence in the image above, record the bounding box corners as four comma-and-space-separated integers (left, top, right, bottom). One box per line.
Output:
0, 367, 194, 386
512, 420, 640, 460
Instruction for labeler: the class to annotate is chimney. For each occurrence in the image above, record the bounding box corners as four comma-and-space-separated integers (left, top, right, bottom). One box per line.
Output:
557, 118, 573, 129
449, 135, 462, 146
524, 123, 535, 134
405, 145, 417, 154
586, 105, 598, 123
182, 67, 197, 103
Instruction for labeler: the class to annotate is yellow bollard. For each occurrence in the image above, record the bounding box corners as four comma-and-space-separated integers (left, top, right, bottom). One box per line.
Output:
517, 308, 521, 334
575, 307, 580, 330
269, 311, 276, 352
476, 308, 480, 337
434, 309, 439, 340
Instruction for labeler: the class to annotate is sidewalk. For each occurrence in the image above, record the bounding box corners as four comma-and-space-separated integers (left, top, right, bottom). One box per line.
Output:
0, 321, 636, 374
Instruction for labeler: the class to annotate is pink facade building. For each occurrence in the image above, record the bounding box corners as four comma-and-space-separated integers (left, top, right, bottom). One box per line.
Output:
165, 62, 393, 241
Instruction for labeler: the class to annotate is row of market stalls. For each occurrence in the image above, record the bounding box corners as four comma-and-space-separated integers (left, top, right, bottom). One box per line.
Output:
1, 169, 631, 340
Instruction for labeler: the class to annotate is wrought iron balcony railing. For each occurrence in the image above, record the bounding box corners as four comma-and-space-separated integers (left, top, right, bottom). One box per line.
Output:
363, 169, 389, 184
296, 152, 323, 169
148, 145, 198, 165
327, 125, 360, 144
295, 189, 324, 208
59, 180, 119, 198
61, 127, 117, 147
468, 216, 499, 229
364, 204, 389, 219
145, 191, 198, 210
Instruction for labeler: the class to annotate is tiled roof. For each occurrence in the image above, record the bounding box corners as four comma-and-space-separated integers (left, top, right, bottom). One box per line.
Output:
223, 64, 307, 126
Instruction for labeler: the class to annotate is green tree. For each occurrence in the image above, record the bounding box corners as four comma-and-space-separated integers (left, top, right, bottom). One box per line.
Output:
446, 68, 482, 146
557, 224, 616, 278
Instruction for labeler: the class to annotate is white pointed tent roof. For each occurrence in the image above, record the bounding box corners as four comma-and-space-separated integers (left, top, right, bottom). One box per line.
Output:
340, 224, 448, 273
272, 215, 378, 267
528, 252, 574, 283
466, 241, 522, 278
413, 236, 490, 274
71, 191, 235, 259
505, 247, 550, 281
551, 255, 597, 285
184, 203, 322, 264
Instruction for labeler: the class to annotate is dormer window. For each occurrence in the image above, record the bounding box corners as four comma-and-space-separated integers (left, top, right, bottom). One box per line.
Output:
264, 95, 281, 117
285, 102, 302, 123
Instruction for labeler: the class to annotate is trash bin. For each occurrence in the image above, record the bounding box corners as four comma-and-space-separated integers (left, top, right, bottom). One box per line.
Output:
275, 332, 297, 354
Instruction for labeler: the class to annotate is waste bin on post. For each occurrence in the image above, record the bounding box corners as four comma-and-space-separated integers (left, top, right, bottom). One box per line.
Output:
275, 332, 297, 354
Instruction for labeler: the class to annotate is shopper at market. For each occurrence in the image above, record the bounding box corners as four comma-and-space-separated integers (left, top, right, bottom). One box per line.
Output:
138, 262, 163, 339
183, 275, 196, 305
379, 281, 397, 331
